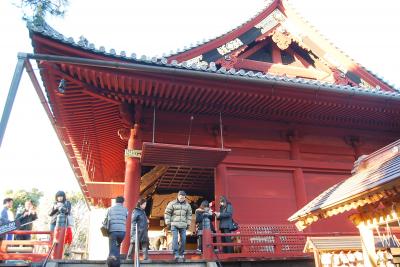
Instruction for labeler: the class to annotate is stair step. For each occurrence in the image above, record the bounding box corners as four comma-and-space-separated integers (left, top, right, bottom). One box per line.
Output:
46, 259, 216, 267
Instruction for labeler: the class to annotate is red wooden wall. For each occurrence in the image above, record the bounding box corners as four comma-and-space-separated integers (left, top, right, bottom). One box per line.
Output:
141, 110, 399, 233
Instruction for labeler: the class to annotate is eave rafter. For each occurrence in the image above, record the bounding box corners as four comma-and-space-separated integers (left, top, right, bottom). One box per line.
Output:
43, 61, 400, 131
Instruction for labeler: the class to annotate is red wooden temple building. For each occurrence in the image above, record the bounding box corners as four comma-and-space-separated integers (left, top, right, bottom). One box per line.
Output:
3, 0, 400, 262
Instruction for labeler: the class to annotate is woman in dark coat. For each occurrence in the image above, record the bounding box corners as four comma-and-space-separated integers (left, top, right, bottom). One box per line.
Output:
127, 198, 149, 261
48, 191, 71, 231
215, 196, 234, 253
195, 200, 213, 251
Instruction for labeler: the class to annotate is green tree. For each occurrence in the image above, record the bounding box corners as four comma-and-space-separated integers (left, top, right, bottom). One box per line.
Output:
66, 191, 89, 258
13, 0, 69, 25
4, 188, 44, 212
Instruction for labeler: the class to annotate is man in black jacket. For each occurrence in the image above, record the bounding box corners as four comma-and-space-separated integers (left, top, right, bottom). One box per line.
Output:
16, 200, 38, 240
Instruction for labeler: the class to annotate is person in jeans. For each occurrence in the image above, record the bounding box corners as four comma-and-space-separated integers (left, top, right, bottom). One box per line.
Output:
1, 198, 14, 240
195, 200, 213, 252
215, 196, 234, 253
127, 198, 149, 261
164, 191, 192, 260
106, 196, 128, 259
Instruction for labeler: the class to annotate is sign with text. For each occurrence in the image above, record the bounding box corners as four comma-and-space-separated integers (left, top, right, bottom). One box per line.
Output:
0, 220, 20, 235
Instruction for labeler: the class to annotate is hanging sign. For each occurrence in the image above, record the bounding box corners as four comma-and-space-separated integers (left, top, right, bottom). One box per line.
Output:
125, 149, 142, 159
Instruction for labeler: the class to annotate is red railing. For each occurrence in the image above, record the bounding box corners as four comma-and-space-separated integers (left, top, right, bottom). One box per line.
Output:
0, 230, 53, 262
201, 224, 361, 261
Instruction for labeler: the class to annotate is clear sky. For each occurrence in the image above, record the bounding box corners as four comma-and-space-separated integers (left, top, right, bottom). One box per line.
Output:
0, 0, 399, 200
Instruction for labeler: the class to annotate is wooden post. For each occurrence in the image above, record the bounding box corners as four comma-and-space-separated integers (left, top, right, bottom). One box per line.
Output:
121, 108, 142, 254
358, 223, 377, 267
288, 131, 307, 209
202, 217, 213, 261
215, 163, 227, 246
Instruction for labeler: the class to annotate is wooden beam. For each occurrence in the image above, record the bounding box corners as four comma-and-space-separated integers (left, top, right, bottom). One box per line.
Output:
140, 165, 169, 194
234, 58, 328, 80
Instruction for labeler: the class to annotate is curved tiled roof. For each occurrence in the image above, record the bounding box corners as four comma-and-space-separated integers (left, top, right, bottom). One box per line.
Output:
162, 0, 274, 58
28, 20, 400, 101
283, 0, 399, 92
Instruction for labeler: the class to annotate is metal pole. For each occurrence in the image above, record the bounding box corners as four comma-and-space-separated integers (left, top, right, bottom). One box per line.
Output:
134, 222, 140, 267
0, 56, 25, 148
25, 60, 91, 209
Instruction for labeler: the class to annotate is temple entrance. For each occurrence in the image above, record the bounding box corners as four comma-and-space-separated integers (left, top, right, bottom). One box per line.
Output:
139, 142, 229, 253
143, 166, 215, 251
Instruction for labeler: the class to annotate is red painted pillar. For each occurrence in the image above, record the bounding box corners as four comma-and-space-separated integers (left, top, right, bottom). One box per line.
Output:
214, 163, 227, 206
202, 228, 213, 260
214, 163, 227, 245
121, 121, 142, 254
289, 133, 307, 209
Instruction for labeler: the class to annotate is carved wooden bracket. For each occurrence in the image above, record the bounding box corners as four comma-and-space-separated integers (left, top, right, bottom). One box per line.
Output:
272, 29, 292, 50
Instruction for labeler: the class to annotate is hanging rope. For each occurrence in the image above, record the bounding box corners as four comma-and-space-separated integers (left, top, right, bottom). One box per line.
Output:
152, 106, 156, 143
219, 111, 224, 149
375, 225, 387, 247
187, 115, 194, 146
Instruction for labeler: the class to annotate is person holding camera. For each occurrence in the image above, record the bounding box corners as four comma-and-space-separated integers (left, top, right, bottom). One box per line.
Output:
164, 191, 192, 261
49, 190, 74, 257
215, 196, 234, 253
195, 200, 213, 252
49, 191, 72, 231
15, 200, 38, 240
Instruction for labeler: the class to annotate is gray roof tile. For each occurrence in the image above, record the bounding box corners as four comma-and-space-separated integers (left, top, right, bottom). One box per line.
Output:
27, 20, 400, 100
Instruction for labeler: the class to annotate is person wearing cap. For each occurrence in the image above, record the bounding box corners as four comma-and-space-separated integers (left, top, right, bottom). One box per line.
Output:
164, 191, 192, 260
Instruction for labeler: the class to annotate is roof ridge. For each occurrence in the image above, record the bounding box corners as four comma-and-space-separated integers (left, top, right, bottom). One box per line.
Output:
162, 0, 275, 58
27, 20, 400, 98
283, 0, 398, 91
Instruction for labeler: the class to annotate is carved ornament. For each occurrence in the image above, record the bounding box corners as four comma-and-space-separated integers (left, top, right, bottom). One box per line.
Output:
272, 29, 292, 50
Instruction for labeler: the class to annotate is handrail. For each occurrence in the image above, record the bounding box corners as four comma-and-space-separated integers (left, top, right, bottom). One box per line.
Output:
211, 231, 361, 237
0, 229, 53, 262
134, 223, 139, 267
42, 241, 57, 267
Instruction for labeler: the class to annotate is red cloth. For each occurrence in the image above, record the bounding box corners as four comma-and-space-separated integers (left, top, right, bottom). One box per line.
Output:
64, 227, 73, 245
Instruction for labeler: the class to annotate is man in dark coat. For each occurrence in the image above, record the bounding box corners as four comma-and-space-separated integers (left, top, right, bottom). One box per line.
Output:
15, 200, 38, 240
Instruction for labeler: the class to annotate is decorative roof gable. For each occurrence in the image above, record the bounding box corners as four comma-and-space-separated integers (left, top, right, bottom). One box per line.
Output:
168, 0, 395, 92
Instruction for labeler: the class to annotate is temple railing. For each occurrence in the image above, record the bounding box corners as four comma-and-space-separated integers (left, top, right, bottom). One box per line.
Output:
0, 230, 53, 262
201, 220, 360, 261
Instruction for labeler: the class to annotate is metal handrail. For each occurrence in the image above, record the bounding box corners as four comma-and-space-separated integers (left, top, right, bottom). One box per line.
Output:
134, 223, 139, 267
42, 241, 57, 267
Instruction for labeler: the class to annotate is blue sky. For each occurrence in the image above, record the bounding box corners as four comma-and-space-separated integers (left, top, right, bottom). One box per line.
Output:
0, 0, 399, 200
